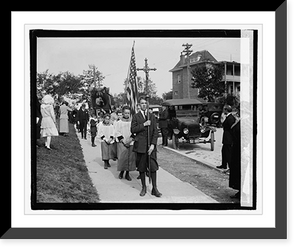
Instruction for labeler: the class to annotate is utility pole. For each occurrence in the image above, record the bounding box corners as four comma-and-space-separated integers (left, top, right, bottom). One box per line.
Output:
137, 58, 157, 95
93, 65, 96, 88
182, 43, 193, 99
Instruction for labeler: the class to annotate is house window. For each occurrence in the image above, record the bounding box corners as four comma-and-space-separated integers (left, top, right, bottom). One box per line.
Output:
234, 65, 240, 76
177, 74, 181, 84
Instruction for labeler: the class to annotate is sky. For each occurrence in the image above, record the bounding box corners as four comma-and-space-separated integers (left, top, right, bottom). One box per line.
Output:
37, 37, 240, 97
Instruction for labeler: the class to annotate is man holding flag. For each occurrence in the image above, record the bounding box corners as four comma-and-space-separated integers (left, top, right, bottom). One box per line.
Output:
126, 42, 161, 197
131, 96, 162, 197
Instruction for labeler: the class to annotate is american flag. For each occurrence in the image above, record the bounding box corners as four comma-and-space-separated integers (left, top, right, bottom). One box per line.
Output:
126, 42, 138, 116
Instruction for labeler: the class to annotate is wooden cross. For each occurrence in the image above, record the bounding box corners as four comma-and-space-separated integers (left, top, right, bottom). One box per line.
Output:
137, 58, 157, 94
137, 58, 156, 184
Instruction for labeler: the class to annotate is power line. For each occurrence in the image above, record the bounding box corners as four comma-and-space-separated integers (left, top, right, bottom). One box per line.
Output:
182, 43, 193, 99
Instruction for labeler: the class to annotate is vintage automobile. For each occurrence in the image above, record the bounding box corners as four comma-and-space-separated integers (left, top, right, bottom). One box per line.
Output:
161, 99, 217, 151
198, 102, 223, 127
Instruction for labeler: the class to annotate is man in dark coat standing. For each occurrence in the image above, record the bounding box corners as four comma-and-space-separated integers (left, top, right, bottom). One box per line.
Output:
131, 96, 162, 197
217, 105, 236, 169
229, 115, 241, 198
158, 105, 169, 146
77, 103, 89, 139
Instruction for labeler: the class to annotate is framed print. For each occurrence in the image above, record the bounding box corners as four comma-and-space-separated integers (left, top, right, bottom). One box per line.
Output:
1, 2, 287, 239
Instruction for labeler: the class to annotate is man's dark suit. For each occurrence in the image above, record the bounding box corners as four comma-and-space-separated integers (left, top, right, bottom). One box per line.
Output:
221, 113, 236, 168
77, 108, 89, 139
158, 108, 169, 146
131, 110, 158, 172
131, 109, 162, 197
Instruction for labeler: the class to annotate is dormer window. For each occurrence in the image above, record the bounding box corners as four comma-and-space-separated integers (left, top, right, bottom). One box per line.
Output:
190, 54, 202, 63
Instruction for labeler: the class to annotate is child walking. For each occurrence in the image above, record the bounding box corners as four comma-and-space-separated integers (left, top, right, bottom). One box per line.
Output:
98, 113, 115, 169
89, 113, 98, 147
110, 109, 123, 160
115, 106, 136, 181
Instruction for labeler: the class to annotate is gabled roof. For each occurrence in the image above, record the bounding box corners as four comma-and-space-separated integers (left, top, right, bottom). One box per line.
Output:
169, 50, 218, 72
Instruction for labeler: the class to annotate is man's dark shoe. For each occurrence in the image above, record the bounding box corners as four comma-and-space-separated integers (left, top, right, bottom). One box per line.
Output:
216, 165, 226, 169
125, 173, 132, 181
151, 188, 162, 197
119, 171, 124, 179
139, 187, 147, 197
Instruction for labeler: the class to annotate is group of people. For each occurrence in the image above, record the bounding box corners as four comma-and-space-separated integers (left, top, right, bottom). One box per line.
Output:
36, 94, 163, 198
85, 97, 162, 198
37, 95, 89, 149
37, 93, 241, 200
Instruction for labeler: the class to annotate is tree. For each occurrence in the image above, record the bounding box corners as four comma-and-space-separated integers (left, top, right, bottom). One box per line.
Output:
112, 92, 127, 108
190, 63, 224, 102
162, 90, 173, 100
79, 65, 105, 98
122, 76, 162, 106
216, 94, 240, 108
56, 71, 82, 96
37, 70, 83, 99
37, 70, 56, 97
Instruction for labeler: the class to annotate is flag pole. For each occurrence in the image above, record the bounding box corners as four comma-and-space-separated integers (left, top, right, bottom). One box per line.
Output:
146, 94, 151, 184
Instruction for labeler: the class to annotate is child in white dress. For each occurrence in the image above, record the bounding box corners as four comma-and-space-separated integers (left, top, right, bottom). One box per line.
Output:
97, 114, 115, 169
115, 106, 136, 181
40, 94, 58, 150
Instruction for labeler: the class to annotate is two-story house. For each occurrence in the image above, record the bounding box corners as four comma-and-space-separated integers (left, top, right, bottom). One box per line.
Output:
169, 50, 240, 100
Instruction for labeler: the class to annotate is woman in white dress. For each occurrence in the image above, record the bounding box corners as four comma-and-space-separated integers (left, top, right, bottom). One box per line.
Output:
40, 94, 59, 150
59, 101, 72, 136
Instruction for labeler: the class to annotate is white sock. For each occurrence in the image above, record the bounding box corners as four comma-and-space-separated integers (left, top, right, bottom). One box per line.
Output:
46, 136, 51, 148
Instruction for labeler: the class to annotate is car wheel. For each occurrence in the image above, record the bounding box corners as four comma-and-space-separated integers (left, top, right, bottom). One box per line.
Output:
210, 131, 214, 151
172, 134, 179, 150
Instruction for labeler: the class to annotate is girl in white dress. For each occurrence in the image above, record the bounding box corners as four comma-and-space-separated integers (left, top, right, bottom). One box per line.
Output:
40, 95, 58, 150
98, 114, 115, 169
115, 106, 136, 181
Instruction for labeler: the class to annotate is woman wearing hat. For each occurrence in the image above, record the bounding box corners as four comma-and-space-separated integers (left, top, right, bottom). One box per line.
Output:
59, 101, 72, 136
40, 94, 59, 150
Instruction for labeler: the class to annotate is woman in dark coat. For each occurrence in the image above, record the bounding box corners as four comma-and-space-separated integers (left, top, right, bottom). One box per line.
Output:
229, 116, 241, 198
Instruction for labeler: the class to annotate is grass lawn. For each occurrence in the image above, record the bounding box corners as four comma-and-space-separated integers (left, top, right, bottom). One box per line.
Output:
36, 123, 100, 203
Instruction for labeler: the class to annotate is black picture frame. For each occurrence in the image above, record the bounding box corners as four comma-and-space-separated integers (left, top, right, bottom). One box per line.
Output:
5, 2, 287, 239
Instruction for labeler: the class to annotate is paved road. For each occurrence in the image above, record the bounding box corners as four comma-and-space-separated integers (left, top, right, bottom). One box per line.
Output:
76, 127, 218, 203
158, 128, 223, 170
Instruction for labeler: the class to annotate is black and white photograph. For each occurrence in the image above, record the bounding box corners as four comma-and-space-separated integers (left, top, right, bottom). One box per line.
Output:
31, 29, 256, 210
6, 6, 290, 243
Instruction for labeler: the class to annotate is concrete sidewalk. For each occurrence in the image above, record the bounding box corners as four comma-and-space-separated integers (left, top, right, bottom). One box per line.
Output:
76, 128, 218, 203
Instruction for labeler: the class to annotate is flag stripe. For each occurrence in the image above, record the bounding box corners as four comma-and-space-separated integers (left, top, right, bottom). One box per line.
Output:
126, 43, 138, 115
